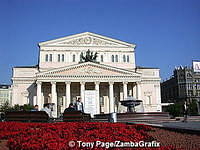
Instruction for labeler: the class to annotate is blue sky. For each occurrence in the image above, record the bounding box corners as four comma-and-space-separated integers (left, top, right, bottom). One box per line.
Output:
0, 0, 200, 84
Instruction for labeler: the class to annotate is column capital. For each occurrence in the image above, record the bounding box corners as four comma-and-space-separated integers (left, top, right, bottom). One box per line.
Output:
123, 81, 128, 85
80, 81, 85, 85
36, 81, 42, 85
136, 81, 142, 84
51, 81, 56, 85
109, 81, 114, 85
95, 81, 100, 85
65, 81, 71, 85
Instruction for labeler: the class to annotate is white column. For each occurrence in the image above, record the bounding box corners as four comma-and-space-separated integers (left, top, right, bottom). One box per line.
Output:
132, 83, 137, 98
80, 81, 85, 105
95, 81, 100, 114
123, 81, 128, 100
51, 81, 57, 118
65, 81, 71, 108
136, 82, 142, 100
36, 81, 42, 110
155, 84, 162, 112
109, 82, 114, 113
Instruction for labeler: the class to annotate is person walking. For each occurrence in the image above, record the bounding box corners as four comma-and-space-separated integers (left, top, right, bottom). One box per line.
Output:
183, 100, 188, 122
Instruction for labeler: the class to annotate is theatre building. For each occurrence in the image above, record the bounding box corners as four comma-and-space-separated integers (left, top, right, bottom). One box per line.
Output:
12, 32, 162, 117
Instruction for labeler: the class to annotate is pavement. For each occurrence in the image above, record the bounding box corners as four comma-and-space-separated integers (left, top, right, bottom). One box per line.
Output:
126, 116, 200, 133
160, 121, 200, 131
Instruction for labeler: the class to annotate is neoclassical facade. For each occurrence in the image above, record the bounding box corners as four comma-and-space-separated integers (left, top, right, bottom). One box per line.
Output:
12, 32, 162, 117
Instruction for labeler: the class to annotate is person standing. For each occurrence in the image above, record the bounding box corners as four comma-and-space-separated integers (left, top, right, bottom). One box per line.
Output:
75, 97, 84, 112
183, 100, 188, 122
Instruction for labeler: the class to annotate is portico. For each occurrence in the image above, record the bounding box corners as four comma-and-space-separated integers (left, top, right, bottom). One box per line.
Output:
36, 80, 141, 117
35, 62, 142, 117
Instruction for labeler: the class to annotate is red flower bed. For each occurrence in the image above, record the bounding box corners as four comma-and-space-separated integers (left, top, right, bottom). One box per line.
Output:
0, 122, 176, 150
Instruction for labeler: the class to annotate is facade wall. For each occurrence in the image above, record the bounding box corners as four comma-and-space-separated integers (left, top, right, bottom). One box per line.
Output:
11, 32, 162, 114
161, 66, 200, 102
0, 85, 12, 106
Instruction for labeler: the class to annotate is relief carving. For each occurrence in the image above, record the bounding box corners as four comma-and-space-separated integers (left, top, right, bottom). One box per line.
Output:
59, 36, 117, 46
79, 66, 101, 74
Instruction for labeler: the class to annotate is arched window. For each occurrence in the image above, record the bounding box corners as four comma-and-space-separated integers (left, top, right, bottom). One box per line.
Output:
115, 55, 118, 62
123, 55, 126, 62
45, 54, 48, 62
73, 54, 76, 62
111, 55, 114, 62
127, 55, 129, 63
49, 54, 52, 62
101, 55, 103, 62
58, 54, 60, 62
62, 54, 64, 62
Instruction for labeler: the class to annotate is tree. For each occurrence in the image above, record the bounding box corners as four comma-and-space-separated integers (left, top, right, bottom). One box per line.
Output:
166, 103, 184, 117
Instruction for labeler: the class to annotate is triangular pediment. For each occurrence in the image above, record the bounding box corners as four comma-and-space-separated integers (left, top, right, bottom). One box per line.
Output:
37, 62, 141, 77
38, 32, 135, 48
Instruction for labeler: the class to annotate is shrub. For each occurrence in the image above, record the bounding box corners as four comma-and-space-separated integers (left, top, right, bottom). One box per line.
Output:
166, 103, 183, 117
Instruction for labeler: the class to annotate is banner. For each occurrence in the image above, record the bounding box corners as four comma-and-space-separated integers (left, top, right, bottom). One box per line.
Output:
84, 90, 97, 116
193, 61, 200, 72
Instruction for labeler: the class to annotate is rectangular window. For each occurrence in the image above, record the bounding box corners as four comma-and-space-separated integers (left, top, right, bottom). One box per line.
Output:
111, 55, 114, 62
45, 54, 48, 62
115, 55, 118, 62
62, 54, 64, 62
127, 55, 130, 62
49, 54, 52, 62
73, 54, 76, 62
101, 55, 103, 62
58, 54, 60, 62
123, 55, 126, 62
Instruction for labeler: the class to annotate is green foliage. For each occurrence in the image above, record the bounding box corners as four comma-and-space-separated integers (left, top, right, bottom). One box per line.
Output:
167, 100, 199, 117
188, 100, 198, 115
0, 101, 13, 112
0, 102, 34, 112
166, 103, 183, 117
23, 104, 34, 111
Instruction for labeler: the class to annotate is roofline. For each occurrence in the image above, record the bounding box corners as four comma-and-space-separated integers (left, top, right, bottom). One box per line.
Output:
13, 65, 38, 68
136, 66, 159, 69
38, 32, 136, 48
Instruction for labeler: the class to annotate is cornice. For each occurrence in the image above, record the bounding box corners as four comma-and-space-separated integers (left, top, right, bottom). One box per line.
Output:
37, 62, 140, 77
39, 32, 135, 48
40, 49, 134, 53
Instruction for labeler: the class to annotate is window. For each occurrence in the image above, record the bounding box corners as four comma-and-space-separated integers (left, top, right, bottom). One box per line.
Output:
115, 55, 118, 62
45, 54, 48, 62
62, 54, 64, 62
123, 55, 126, 62
127, 55, 129, 62
80, 54, 82, 62
101, 55, 103, 62
58, 54, 60, 62
49, 54, 52, 62
111, 55, 114, 62
73, 54, 76, 62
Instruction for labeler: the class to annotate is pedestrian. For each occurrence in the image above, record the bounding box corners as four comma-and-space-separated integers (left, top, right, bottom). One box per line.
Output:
75, 97, 84, 112
183, 100, 188, 122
